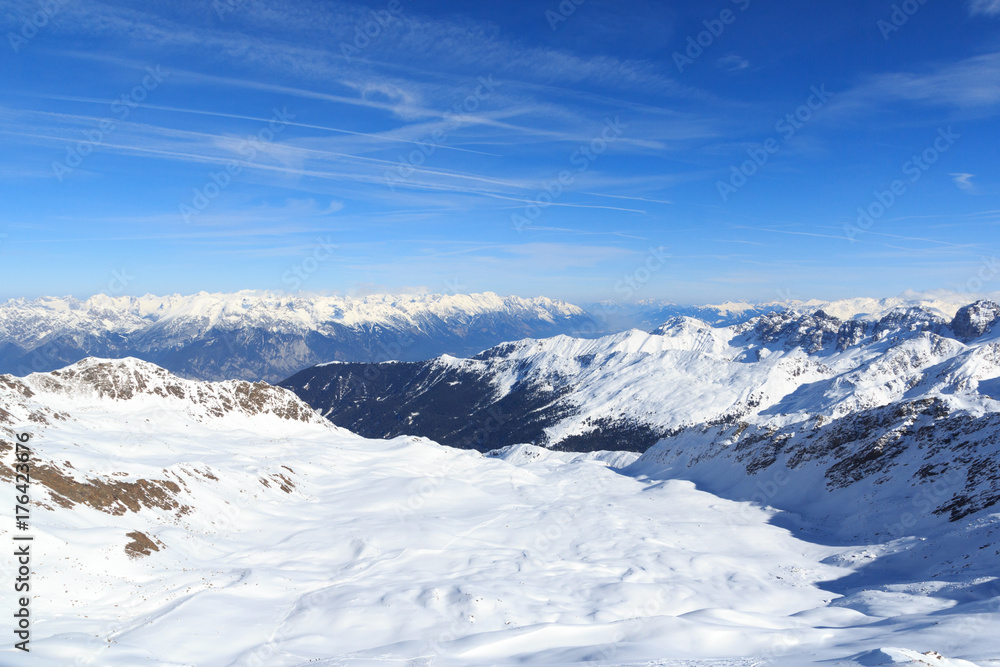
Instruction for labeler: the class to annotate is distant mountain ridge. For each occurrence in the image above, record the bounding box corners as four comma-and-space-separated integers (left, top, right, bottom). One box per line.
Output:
281, 300, 1000, 455
0, 291, 592, 382
584, 292, 995, 331
1, 289, 994, 383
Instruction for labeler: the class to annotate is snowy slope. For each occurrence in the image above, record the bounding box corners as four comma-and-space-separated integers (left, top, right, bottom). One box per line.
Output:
0, 291, 592, 382
283, 301, 1000, 453
281, 300, 1000, 632
1, 359, 997, 665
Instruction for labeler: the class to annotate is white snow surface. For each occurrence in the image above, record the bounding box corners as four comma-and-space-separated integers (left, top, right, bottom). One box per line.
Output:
1, 359, 998, 666
485, 442, 641, 469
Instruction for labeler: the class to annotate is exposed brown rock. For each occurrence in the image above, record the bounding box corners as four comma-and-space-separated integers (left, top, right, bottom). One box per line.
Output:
0, 376, 34, 398
33, 359, 321, 423
18, 459, 188, 515
124, 531, 163, 558
259, 472, 295, 493
274, 473, 294, 493
0, 440, 11, 480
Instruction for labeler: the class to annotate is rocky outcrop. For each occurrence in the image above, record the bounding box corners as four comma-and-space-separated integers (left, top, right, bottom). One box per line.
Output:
11, 357, 325, 424
950, 300, 1000, 342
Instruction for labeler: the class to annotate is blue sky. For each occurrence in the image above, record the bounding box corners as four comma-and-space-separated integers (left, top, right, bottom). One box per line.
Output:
0, 0, 998, 304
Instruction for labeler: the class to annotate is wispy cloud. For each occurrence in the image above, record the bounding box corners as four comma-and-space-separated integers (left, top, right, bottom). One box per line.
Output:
969, 0, 1000, 16
1, 0, 996, 302
30, 1, 696, 101
580, 192, 672, 205
716, 55, 749, 72
22, 93, 501, 156
832, 52, 1000, 114
952, 173, 976, 191
0, 100, 665, 213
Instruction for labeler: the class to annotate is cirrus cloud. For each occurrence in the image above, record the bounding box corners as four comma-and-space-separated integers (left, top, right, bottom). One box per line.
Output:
969, 0, 1000, 15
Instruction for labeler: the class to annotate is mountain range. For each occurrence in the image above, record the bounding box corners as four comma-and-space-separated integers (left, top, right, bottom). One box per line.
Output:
0, 290, 990, 384
0, 291, 592, 382
281, 300, 1000, 457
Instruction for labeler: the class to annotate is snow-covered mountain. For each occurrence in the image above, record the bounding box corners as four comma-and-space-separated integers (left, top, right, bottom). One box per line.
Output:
2, 290, 988, 384
0, 291, 592, 382
584, 291, 998, 331
1, 358, 997, 665
282, 301, 1000, 456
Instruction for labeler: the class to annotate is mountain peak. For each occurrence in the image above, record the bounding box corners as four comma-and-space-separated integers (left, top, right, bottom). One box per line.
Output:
12, 357, 325, 424
951, 299, 1000, 342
